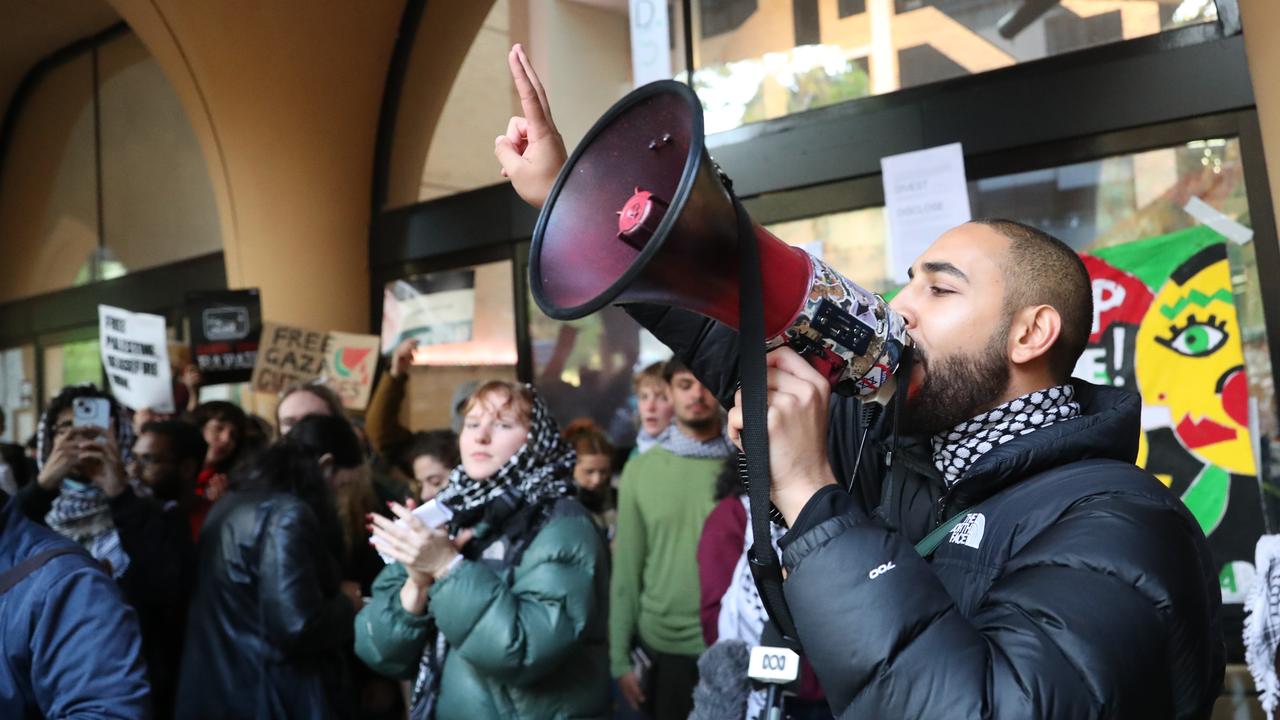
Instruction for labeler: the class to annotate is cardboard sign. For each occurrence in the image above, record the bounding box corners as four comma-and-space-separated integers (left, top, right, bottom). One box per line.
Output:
251, 322, 329, 396
98, 305, 175, 412
324, 331, 381, 411
250, 322, 380, 411
187, 289, 261, 385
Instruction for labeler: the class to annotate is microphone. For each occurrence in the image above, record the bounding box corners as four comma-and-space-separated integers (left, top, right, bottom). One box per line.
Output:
748, 645, 800, 720
689, 640, 751, 720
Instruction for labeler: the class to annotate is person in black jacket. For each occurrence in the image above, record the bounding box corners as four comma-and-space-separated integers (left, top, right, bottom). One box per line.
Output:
127, 419, 205, 717
175, 427, 358, 719
495, 46, 1225, 719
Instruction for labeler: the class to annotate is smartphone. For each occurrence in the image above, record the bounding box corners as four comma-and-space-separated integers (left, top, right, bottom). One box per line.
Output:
72, 397, 111, 430
411, 498, 454, 529
371, 499, 454, 565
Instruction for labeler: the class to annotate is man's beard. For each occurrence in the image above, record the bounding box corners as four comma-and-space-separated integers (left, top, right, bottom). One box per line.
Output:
898, 329, 1010, 437
678, 414, 721, 434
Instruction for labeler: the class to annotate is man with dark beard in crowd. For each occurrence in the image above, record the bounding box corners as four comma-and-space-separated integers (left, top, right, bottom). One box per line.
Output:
126, 420, 204, 715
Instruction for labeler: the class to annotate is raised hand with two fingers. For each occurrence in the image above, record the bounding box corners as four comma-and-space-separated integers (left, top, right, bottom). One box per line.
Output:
494, 43, 568, 209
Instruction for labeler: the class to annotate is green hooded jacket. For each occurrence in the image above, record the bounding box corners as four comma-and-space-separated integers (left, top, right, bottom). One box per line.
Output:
354, 499, 610, 719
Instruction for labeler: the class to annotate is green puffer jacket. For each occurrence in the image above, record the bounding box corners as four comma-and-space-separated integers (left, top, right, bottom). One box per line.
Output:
354, 498, 610, 719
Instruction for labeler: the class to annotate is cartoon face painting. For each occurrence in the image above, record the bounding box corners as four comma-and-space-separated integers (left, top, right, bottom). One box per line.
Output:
1135, 244, 1255, 476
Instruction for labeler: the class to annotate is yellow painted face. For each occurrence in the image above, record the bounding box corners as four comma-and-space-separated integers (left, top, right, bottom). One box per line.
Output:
1135, 245, 1254, 475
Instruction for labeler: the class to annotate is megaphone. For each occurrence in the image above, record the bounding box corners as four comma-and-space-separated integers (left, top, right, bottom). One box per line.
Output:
529, 80, 909, 401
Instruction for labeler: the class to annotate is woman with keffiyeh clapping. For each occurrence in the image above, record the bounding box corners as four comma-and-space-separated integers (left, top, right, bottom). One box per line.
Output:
357, 381, 611, 720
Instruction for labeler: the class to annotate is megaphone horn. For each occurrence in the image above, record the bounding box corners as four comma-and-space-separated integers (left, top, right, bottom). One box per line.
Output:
530, 80, 909, 400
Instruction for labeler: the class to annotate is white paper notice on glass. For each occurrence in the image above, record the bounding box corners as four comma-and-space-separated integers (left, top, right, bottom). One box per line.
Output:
629, 0, 672, 87
881, 143, 972, 284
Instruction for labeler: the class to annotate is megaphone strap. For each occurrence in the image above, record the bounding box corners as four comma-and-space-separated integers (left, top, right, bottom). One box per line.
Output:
733, 194, 804, 653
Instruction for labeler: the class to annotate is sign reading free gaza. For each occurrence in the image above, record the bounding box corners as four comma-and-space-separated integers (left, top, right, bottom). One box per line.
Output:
250, 322, 380, 411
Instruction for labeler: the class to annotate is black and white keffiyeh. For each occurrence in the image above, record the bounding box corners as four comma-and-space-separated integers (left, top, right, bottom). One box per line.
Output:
44, 482, 131, 578
656, 423, 736, 460
932, 384, 1081, 488
634, 424, 674, 455
38, 385, 135, 579
434, 384, 577, 525
1246, 535, 1280, 719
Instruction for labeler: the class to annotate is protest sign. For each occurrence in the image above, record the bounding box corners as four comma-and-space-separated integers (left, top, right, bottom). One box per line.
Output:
98, 305, 174, 412
324, 331, 381, 411
251, 322, 380, 410
187, 289, 261, 385
250, 322, 329, 396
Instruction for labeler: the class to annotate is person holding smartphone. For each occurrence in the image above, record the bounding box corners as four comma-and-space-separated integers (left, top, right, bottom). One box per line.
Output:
20, 385, 136, 576
21, 383, 195, 715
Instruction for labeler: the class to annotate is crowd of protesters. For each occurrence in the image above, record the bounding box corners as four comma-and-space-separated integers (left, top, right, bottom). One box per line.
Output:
0, 37, 1233, 720
0, 340, 812, 719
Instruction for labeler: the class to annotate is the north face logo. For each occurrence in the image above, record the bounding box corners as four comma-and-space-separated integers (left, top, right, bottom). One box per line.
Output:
949, 513, 986, 549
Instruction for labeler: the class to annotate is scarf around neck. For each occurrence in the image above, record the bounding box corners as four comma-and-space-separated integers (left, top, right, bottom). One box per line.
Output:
655, 422, 736, 460
45, 481, 130, 578
932, 384, 1082, 488
634, 424, 674, 455
435, 385, 576, 529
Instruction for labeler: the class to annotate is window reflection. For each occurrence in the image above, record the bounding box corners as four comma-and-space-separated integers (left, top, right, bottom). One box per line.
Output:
529, 304, 672, 448
691, 0, 1218, 133
42, 338, 102, 404
0, 345, 37, 444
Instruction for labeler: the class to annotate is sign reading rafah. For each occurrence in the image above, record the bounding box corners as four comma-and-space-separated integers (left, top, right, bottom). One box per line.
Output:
187, 289, 261, 385
251, 322, 381, 411
98, 305, 175, 412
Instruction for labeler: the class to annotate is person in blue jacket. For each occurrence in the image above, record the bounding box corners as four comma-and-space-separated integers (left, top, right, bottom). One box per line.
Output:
0, 488, 151, 718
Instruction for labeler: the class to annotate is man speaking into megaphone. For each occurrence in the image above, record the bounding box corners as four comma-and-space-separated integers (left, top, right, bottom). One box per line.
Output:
496, 44, 1224, 719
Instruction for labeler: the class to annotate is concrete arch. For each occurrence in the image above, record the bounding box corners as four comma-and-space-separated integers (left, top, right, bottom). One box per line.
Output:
103, 0, 410, 332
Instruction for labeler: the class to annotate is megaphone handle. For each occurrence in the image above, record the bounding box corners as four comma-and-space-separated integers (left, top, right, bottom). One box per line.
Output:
732, 194, 804, 653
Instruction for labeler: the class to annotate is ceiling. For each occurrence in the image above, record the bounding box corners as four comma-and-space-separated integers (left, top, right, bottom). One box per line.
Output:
0, 0, 121, 133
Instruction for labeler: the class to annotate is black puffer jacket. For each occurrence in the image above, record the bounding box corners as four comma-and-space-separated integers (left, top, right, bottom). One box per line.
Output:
175, 491, 355, 719
628, 305, 1225, 719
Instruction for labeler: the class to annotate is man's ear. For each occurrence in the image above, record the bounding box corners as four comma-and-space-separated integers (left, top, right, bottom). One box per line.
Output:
1008, 304, 1062, 367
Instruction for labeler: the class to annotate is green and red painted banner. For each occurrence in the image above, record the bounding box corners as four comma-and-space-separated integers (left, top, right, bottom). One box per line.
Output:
1074, 225, 1264, 607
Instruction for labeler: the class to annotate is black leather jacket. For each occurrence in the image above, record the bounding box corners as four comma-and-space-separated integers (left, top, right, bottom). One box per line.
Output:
175, 490, 355, 720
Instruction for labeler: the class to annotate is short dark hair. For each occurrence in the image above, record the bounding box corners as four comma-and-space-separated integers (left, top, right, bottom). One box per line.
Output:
662, 357, 691, 383
287, 414, 364, 469
399, 429, 460, 474
973, 218, 1093, 383
192, 401, 247, 437
140, 420, 208, 466
39, 384, 127, 466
